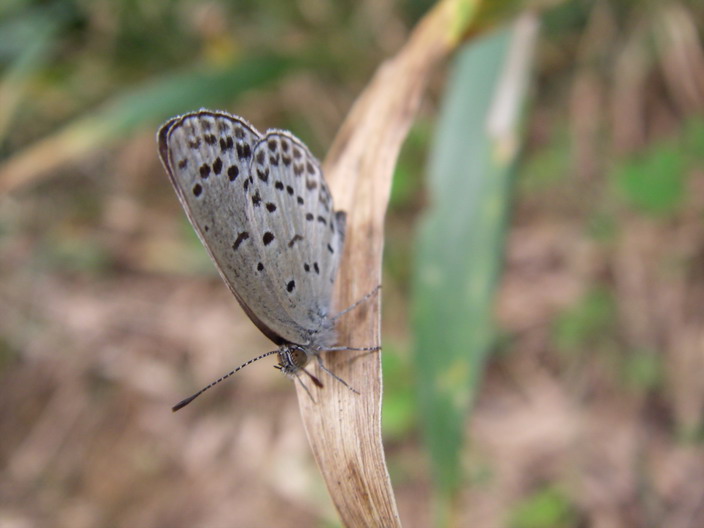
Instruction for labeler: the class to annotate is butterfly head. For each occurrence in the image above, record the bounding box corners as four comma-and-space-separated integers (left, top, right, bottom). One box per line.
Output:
275, 344, 311, 377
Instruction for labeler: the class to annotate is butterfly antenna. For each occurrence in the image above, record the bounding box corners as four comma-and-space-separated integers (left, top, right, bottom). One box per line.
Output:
172, 349, 280, 412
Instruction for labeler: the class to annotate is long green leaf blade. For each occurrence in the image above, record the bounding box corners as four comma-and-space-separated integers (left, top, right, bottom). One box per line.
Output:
413, 17, 536, 524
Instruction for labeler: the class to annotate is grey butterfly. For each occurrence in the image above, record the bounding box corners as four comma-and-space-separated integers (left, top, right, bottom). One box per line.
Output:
157, 110, 375, 410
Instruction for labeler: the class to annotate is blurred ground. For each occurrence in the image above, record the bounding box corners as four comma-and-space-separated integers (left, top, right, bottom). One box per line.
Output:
1, 1, 704, 527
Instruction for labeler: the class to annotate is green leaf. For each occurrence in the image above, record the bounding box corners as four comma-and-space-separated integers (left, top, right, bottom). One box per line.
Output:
412, 21, 530, 522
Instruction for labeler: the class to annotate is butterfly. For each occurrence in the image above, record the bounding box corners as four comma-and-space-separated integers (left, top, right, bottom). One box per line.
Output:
158, 110, 377, 410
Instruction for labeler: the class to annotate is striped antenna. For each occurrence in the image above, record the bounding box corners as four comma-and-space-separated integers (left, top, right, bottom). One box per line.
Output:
172, 349, 279, 411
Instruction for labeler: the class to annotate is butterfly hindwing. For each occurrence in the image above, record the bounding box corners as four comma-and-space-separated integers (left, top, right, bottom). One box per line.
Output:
244, 131, 345, 345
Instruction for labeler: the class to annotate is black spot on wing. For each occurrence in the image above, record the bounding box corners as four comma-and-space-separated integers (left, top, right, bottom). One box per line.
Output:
288, 234, 304, 248
233, 231, 249, 251
220, 136, 234, 151
236, 143, 251, 159
228, 165, 239, 181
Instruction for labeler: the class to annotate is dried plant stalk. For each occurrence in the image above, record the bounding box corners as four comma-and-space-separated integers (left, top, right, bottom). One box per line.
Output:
295, 2, 460, 526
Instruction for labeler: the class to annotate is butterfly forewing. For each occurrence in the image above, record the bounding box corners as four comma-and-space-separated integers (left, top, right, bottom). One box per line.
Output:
159, 111, 294, 344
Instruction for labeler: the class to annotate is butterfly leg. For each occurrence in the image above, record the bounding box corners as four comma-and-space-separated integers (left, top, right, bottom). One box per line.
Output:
316, 355, 360, 394
295, 370, 318, 402
331, 285, 381, 321
323, 345, 380, 352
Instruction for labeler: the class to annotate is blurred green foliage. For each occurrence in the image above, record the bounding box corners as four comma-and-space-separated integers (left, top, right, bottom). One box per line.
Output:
612, 144, 687, 217
390, 121, 432, 210
381, 343, 416, 440
0, 0, 413, 156
622, 348, 662, 391
611, 117, 704, 218
518, 124, 571, 192
553, 287, 617, 354
509, 486, 578, 528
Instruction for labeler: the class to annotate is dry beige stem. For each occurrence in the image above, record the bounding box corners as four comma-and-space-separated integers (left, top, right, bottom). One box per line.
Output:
295, 2, 459, 526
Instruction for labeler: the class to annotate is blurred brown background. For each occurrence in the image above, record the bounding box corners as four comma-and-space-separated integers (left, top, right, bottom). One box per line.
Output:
1, 1, 704, 527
